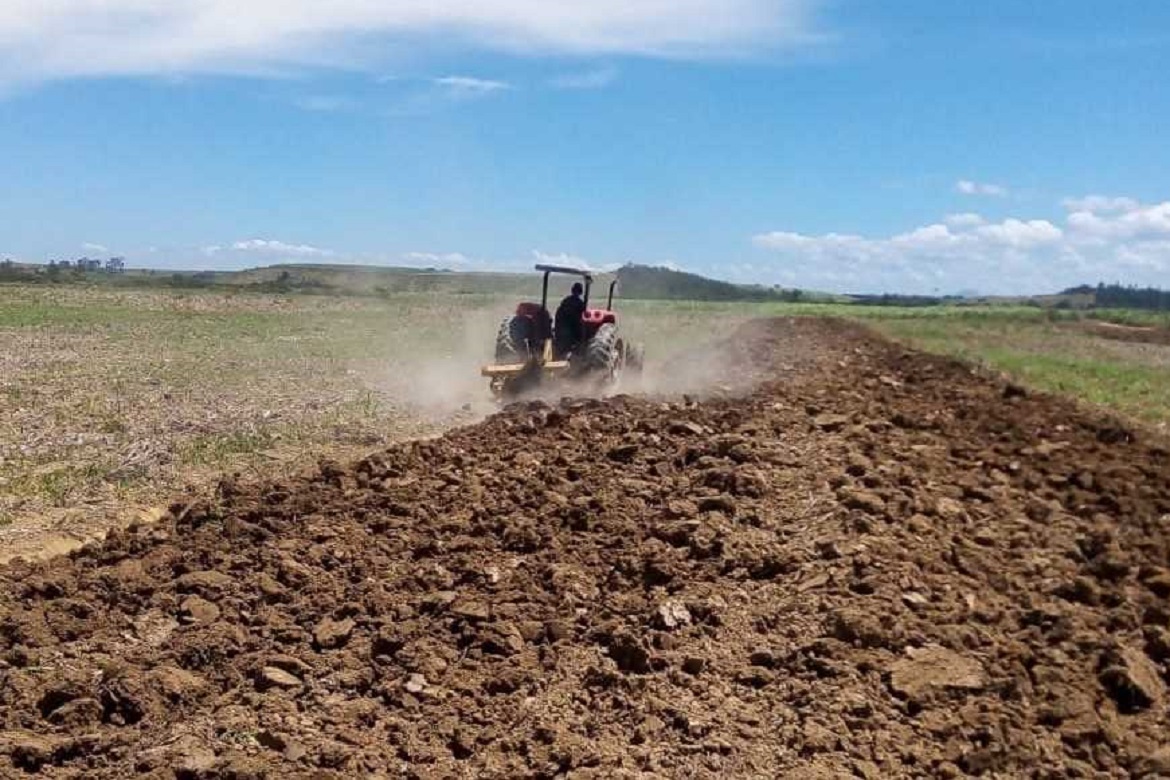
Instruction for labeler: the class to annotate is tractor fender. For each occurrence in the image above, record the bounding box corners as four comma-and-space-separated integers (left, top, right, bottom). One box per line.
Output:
581, 309, 616, 327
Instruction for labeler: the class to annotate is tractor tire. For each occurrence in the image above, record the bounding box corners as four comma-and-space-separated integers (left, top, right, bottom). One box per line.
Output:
495, 316, 531, 362
583, 323, 624, 384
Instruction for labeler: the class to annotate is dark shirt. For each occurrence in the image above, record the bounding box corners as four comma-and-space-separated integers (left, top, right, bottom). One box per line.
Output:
554, 293, 586, 355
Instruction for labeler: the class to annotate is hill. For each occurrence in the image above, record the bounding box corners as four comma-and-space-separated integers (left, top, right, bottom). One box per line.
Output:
220, 264, 536, 297
0, 261, 819, 302
225, 263, 816, 302
613, 264, 813, 302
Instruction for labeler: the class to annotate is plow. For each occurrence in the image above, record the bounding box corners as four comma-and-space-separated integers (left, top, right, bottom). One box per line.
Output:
481, 264, 644, 399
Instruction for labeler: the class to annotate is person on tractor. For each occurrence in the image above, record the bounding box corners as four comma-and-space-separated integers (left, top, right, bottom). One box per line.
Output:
554, 281, 586, 358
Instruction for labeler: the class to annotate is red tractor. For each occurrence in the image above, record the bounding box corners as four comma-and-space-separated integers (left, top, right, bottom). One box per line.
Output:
481, 264, 643, 398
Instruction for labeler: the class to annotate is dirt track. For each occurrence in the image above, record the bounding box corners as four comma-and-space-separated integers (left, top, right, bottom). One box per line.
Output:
3, 318, 1170, 779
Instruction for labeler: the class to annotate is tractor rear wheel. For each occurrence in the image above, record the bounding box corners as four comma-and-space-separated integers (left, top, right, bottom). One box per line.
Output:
583, 323, 624, 384
495, 316, 531, 362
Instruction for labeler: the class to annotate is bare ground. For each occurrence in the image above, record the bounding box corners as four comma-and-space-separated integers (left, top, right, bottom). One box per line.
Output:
2, 318, 1170, 778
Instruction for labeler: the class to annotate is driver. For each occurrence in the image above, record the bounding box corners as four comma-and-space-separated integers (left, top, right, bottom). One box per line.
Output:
554, 282, 586, 358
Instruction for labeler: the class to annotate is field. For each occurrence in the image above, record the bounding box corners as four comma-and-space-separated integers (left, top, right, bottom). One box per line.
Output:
3, 311, 1170, 777
2, 280, 1170, 777
2, 283, 1169, 565
0, 284, 774, 561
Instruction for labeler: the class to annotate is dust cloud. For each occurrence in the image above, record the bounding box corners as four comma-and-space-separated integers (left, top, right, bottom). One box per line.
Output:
626, 313, 783, 400
353, 305, 777, 430
357, 308, 503, 427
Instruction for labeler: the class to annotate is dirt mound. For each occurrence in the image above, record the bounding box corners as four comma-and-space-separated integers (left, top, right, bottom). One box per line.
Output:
3, 318, 1170, 778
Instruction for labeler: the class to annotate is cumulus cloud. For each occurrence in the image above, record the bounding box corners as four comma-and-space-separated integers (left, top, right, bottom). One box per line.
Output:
752, 196, 1170, 294
955, 179, 1009, 197
0, 1, 822, 86
549, 66, 619, 89
204, 239, 333, 258
530, 252, 677, 275
1061, 194, 1140, 214
533, 250, 593, 270
81, 242, 109, 253
973, 218, 1063, 248
1065, 201, 1170, 242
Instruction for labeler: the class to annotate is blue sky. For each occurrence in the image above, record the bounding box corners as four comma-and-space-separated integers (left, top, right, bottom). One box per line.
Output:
1, 0, 1169, 294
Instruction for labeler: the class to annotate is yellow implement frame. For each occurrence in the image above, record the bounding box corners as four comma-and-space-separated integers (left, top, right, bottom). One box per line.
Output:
480, 339, 572, 396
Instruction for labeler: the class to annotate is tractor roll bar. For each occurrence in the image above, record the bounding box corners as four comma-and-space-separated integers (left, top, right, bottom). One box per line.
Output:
535, 263, 595, 310
534, 263, 593, 278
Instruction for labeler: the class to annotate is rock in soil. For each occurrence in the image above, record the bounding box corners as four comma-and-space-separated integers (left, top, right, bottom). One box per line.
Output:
888, 645, 987, 705
258, 667, 302, 690
1099, 644, 1165, 712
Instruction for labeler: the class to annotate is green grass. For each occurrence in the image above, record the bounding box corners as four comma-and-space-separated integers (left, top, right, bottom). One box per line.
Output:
3, 461, 115, 507
981, 349, 1170, 419
1088, 308, 1170, 328
178, 431, 279, 468
872, 316, 1170, 426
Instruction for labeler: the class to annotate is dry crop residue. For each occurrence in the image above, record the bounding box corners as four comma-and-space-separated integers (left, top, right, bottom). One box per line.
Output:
2, 318, 1170, 779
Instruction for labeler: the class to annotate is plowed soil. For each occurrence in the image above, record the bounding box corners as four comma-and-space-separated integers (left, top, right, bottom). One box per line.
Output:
3, 318, 1170, 779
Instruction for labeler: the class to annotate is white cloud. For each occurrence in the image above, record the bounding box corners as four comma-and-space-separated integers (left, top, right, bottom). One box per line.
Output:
549, 66, 619, 89
0, 1, 822, 86
752, 197, 1170, 294
528, 252, 670, 275
433, 76, 513, 94
955, 179, 1009, 197
1066, 200, 1170, 241
533, 250, 593, 270
974, 218, 1063, 248
81, 242, 109, 253
1061, 194, 1140, 214
381, 76, 513, 116
892, 224, 957, 247
204, 238, 333, 258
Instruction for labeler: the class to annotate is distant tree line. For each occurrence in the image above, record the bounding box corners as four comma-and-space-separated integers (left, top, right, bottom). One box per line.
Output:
49, 257, 126, 274
0, 257, 127, 283
847, 293, 954, 307
1062, 283, 1170, 310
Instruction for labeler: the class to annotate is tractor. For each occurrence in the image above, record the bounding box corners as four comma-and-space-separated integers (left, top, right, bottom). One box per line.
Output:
481, 264, 644, 398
